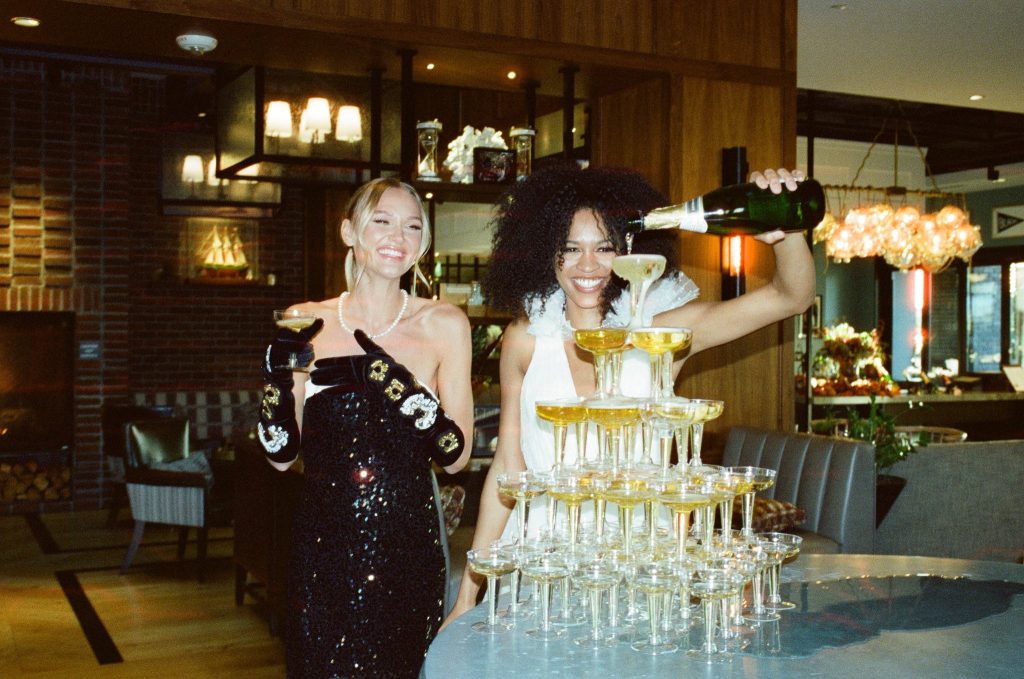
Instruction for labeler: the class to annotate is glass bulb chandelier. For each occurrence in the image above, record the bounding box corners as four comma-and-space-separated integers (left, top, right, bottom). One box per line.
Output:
813, 108, 982, 273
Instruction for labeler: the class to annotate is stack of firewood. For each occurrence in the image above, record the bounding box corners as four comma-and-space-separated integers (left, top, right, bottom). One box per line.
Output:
0, 460, 71, 502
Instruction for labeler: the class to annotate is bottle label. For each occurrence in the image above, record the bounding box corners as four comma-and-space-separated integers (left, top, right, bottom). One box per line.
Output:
678, 196, 709, 233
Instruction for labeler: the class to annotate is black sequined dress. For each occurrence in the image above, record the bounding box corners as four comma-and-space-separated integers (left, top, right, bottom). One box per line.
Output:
286, 356, 446, 679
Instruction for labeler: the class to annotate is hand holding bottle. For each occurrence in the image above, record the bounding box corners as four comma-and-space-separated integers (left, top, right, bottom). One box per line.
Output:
749, 168, 807, 244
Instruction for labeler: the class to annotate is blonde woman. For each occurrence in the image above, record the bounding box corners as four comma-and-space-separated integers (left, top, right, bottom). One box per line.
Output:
258, 177, 473, 678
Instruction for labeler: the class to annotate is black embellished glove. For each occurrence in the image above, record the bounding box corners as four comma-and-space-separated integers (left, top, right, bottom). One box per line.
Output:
351, 329, 466, 467
257, 317, 324, 464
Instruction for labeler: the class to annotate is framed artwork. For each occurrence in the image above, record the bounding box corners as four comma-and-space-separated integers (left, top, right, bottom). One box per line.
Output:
992, 205, 1024, 239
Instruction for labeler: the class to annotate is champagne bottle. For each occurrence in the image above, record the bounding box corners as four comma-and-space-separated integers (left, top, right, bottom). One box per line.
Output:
627, 178, 825, 235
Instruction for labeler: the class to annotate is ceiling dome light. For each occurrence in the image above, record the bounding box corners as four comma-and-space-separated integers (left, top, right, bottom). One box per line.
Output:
506, 70, 517, 80
11, 16, 41, 28
968, 94, 984, 101
176, 33, 218, 55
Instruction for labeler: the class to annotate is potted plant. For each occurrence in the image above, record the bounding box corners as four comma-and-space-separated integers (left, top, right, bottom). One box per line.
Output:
843, 396, 922, 526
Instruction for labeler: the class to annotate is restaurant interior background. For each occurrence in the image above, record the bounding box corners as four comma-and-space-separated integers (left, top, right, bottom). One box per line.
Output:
0, 0, 1021, 514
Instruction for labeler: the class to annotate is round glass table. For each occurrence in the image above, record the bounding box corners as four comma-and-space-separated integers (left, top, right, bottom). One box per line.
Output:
425, 554, 1024, 678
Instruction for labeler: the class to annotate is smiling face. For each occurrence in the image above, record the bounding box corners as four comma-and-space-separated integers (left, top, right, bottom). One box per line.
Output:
343, 185, 425, 281
556, 208, 619, 326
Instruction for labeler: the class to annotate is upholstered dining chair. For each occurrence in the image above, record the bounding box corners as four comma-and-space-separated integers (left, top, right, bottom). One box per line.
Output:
121, 417, 222, 581
102, 403, 176, 527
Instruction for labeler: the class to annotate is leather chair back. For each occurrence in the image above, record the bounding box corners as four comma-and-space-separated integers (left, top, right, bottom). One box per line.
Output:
126, 418, 191, 468
103, 404, 175, 460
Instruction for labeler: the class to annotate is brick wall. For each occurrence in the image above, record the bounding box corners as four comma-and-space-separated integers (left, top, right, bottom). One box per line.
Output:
0, 56, 308, 512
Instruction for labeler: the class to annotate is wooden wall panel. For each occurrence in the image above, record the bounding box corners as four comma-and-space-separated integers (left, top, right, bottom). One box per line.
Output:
670, 76, 797, 442
590, 77, 671, 193
657, 0, 792, 70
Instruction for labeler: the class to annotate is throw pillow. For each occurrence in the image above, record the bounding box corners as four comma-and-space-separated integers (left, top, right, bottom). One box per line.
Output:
731, 496, 806, 532
151, 452, 215, 490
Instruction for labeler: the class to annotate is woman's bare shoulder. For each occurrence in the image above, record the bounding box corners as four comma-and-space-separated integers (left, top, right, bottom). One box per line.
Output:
410, 297, 471, 336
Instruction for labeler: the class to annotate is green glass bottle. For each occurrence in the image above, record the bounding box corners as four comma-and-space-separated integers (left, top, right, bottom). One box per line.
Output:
628, 178, 826, 235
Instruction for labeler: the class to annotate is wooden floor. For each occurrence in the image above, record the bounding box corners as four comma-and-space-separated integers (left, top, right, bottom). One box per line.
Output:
0, 510, 286, 678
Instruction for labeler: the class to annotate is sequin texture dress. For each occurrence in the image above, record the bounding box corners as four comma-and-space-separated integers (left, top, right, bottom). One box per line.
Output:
286, 356, 446, 679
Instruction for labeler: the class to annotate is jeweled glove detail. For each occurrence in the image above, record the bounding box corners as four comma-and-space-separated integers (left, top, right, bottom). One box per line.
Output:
352, 329, 465, 466
258, 317, 324, 463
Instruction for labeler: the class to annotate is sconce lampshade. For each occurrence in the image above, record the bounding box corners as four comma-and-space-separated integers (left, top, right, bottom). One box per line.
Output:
181, 154, 205, 183
265, 100, 293, 138
335, 105, 363, 142
206, 158, 223, 187
299, 97, 332, 143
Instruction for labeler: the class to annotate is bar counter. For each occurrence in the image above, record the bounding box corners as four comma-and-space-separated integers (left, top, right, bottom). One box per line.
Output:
425, 554, 1024, 679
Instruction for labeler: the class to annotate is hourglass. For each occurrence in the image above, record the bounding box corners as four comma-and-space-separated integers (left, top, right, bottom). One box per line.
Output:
416, 120, 442, 181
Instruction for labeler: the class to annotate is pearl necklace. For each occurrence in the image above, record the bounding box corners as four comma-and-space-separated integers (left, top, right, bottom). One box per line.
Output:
337, 290, 409, 340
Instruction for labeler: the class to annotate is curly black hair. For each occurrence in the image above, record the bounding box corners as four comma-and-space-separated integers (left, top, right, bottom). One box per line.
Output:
483, 163, 680, 318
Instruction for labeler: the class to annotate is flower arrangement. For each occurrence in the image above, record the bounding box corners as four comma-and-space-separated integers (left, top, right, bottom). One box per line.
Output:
811, 323, 900, 397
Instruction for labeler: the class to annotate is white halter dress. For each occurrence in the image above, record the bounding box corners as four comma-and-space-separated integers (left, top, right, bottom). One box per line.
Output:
502, 272, 700, 542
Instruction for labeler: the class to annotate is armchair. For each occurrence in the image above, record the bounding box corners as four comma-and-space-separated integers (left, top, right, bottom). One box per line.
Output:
121, 417, 227, 581
102, 403, 175, 526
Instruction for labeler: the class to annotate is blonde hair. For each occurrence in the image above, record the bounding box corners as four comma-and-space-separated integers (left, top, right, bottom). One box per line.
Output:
343, 177, 431, 295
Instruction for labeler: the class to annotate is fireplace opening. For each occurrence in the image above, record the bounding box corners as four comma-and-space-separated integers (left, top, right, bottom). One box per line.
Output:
0, 312, 75, 504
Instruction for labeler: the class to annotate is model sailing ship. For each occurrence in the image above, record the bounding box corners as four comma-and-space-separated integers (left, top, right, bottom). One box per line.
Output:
199, 225, 249, 279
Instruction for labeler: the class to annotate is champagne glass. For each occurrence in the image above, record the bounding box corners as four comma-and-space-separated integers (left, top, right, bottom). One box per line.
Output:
728, 466, 777, 537
272, 309, 318, 371
629, 327, 693, 399
574, 326, 629, 398
535, 397, 588, 468
656, 480, 713, 561
685, 399, 724, 467
571, 557, 620, 647
628, 561, 679, 655
741, 537, 779, 623
496, 471, 547, 544
601, 471, 653, 557
521, 552, 571, 640
611, 254, 666, 328
466, 544, 518, 634
759, 532, 802, 611
688, 566, 745, 662
546, 470, 593, 551
644, 398, 707, 469
584, 397, 642, 469
711, 469, 748, 551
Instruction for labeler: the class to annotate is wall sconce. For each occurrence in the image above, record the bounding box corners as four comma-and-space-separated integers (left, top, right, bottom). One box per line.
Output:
721, 235, 745, 300
216, 66, 393, 184
181, 154, 205, 195
162, 133, 281, 217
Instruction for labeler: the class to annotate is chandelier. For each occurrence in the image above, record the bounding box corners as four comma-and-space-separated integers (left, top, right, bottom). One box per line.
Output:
812, 108, 982, 273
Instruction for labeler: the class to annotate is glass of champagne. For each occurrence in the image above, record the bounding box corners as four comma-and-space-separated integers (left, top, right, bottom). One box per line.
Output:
272, 309, 318, 371
611, 254, 666, 328
571, 557, 620, 648
657, 480, 713, 561
466, 544, 518, 634
645, 398, 707, 469
629, 327, 693, 399
685, 399, 724, 467
584, 397, 642, 469
535, 397, 588, 468
628, 561, 679, 655
601, 471, 653, 557
546, 470, 593, 551
521, 552, 571, 640
496, 471, 547, 545
728, 466, 777, 537
688, 565, 745, 662
759, 532, 802, 611
574, 326, 630, 398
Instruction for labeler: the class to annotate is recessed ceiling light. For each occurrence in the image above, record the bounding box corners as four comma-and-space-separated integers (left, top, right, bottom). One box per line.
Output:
11, 16, 41, 28
830, 3, 848, 10
507, 70, 517, 80
969, 94, 984, 101
426, 63, 435, 70
175, 32, 218, 55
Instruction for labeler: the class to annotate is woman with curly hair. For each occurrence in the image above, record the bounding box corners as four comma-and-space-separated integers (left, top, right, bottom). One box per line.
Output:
441, 163, 814, 627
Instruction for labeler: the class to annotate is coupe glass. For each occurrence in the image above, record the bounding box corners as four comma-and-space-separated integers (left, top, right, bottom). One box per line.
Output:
601, 471, 653, 557
546, 470, 593, 551
496, 470, 547, 544
584, 397, 642, 469
574, 326, 629, 398
629, 327, 693, 399
687, 566, 745, 662
759, 532, 802, 611
728, 466, 777, 537
643, 398, 706, 468
571, 557, 620, 647
611, 254, 666, 328
521, 552, 571, 640
535, 397, 588, 468
628, 561, 679, 655
656, 480, 713, 561
272, 309, 318, 371
466, 544, 518, 633
685, 399, 724, 467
